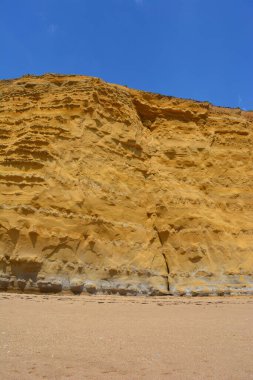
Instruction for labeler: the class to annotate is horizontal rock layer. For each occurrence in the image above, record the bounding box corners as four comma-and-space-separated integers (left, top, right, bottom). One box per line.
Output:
0, 74, 253, 295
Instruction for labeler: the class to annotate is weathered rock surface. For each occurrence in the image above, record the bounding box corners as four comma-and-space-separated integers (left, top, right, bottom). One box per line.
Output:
0, 74, 252, 295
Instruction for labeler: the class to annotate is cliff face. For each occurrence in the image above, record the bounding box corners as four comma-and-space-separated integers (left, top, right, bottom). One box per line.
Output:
0, 74, 252, 295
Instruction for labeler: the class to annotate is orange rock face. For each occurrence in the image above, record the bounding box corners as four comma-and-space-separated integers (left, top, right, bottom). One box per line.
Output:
0, 74, 252, 295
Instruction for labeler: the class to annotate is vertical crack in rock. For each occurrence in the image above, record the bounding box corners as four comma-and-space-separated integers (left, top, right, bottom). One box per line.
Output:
154, 226, 170, 292
161, 253, 170, 276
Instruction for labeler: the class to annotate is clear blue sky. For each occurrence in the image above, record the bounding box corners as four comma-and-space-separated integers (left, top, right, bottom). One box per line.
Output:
1, 0, 252, 109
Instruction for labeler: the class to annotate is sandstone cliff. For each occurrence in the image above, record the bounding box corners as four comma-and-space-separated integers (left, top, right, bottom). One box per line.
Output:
0, 74, 252, 295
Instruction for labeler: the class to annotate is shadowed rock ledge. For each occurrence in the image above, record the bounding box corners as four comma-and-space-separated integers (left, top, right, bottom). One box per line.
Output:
0, 74, 253, 295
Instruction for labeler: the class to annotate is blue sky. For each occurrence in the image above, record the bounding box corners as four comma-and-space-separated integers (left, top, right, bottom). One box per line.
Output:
1, 0, 252, 109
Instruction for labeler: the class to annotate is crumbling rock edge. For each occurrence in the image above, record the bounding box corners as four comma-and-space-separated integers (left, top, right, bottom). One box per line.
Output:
1, 273, 253, 296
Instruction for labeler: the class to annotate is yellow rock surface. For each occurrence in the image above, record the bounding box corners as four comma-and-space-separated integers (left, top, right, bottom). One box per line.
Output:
0, 74, 252, 295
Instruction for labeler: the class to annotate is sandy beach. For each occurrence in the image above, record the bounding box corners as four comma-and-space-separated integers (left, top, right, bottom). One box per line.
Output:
1, 293, 253, 380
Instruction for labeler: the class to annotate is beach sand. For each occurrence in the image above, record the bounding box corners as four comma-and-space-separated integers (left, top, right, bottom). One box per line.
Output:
1, 293, 253, 379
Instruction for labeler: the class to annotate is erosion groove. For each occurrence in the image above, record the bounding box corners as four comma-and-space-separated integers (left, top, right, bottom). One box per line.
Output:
0, 73, 252, 296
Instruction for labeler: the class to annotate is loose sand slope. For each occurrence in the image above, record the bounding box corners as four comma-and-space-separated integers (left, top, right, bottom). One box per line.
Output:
0, 74, 253, 295
0, 294, 253, 379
